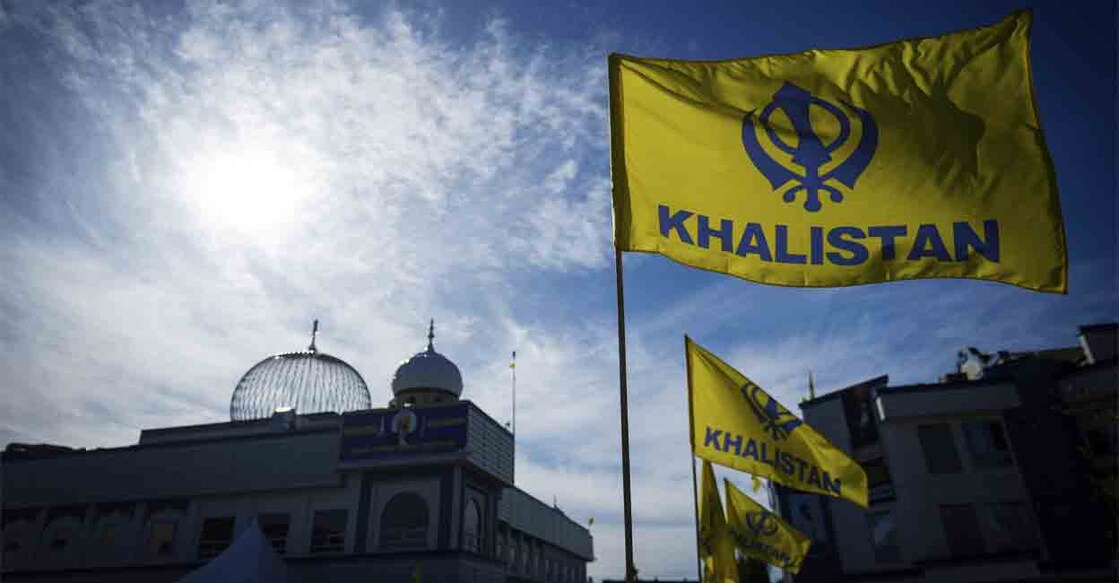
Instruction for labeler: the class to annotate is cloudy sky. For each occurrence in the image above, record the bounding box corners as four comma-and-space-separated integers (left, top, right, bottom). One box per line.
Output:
1, 0, 1114, 578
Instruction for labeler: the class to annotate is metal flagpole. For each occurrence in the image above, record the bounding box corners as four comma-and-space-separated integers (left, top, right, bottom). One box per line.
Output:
614, 248, 637, 582
511, 350, 517, 436
511, 350, 517, 484
685, 336, 704, 583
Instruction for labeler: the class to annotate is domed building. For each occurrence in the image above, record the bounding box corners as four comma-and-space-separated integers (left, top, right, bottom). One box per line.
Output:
230, 321, 371, 420
1, 320, 593, 583
391, 320, 463, 407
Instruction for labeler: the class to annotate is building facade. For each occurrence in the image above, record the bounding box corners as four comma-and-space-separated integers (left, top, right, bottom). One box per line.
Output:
1, 323, 593, 582
773, 324, 1117, 582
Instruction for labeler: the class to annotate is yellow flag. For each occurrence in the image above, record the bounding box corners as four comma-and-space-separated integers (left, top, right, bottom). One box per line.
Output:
699, 460, 739, 583
725, 479, 811, 574
609, 11, 1066, 293
686, 337, 868, 507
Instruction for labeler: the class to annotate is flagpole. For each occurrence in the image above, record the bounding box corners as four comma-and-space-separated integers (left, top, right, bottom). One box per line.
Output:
614, 248, 637, 582
511, 350, 517, 484
511, 350, 517, 436
685, 337, 704, 583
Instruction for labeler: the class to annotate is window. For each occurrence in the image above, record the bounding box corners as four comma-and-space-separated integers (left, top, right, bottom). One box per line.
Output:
463, 499, 481, 553
258, 513, 290, 554
380, 492, 428, 550
963, 420, 1012, 468
311, 509, 347, 553
939, 504, 985, 558
49, 526, 75, 552
983, 503, 1038, 553
98, 522, 122, 548
866, 511, 901, 563
918, 424, 962, 474
148, 521, 176, 556
864, 458, 894, 502
197, 517, 234, 559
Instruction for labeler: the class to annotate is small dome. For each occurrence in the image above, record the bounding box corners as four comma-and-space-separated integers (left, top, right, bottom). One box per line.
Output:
230, 321, 371, 421
392, 320, 463, 397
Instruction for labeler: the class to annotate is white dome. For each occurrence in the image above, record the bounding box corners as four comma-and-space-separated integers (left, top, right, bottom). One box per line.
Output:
392, 321, 463, 397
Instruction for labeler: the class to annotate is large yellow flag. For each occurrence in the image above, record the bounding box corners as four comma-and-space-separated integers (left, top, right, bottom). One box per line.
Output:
699, 460, 739, 583
687, 337, 868, 507
609, 11, 1066, 293
724, 479, 811, 574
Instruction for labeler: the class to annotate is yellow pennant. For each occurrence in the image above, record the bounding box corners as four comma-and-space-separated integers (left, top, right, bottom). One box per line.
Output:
725, 478, 811, 574
698, 460, 739, 583
609, 11, 1066, 293
686, 337, 868, 507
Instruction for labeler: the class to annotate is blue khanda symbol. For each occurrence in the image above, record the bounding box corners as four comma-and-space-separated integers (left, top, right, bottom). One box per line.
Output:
743, 384, 803, 441
746, 510, 780, 537
742, 82, 878, 212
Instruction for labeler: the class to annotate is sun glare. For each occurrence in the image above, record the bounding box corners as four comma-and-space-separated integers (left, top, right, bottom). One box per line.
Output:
179, 144, 311, 243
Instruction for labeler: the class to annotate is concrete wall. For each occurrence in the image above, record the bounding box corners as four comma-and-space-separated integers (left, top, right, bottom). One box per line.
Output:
4, 430, 343, 506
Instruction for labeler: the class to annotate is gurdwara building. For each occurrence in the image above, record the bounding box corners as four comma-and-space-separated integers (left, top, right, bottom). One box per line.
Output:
1, 323, 593, 582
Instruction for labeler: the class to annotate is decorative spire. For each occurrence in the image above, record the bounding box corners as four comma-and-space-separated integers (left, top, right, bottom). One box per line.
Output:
308, 319, 319, 352
808, 371, 816, 400
427, 318, 435, 352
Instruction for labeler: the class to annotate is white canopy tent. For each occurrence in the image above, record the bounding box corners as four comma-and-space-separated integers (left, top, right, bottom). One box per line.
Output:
178, 519, 298, 583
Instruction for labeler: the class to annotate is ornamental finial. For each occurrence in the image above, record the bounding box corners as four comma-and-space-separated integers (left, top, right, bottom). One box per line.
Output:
427, 318, 435, 351
308, 319, 319, 352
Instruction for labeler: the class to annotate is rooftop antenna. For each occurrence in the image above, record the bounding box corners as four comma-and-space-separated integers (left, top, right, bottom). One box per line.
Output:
308, 319, 319, 353
427, 318, 435, 351
808, 371, 816, 400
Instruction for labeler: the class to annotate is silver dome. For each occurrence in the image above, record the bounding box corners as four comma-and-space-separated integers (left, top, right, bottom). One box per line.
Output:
392, 320, 463, 397
230, 322, 371, 421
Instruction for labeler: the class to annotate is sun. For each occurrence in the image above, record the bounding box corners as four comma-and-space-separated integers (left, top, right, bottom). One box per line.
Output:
178, 142, 312, 244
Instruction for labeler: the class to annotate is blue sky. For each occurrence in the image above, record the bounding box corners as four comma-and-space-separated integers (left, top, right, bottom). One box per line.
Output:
0, 0, 1114, 578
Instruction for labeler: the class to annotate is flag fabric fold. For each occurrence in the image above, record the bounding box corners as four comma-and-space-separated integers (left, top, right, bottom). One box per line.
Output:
609, 10, 1066, 293
698, 460, 739, 583
724, 478, 812, 574
687, 337, 868, 507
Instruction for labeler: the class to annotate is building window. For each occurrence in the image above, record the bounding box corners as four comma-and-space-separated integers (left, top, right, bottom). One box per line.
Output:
97, 521, 123, 548
463, 499, 481, 553
864, 457, 895, 502
48, 526, 75, 552
866, 511, 901, 563
962, 420, 1012, 468
311, 509, 347, 553
983, 503, 1039, 553
258, 513, 290, 554
918, 424, 962, 474
939, 504, 985, 558
3, 522, 26, 557
380, 492, 427, 550
148, 521, 176, 556
197, 517, 234, 559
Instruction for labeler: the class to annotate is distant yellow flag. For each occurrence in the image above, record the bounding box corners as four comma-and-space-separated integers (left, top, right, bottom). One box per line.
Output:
609, 11, 1066, 293
725, 479, 811, 574
699, 460, 739, 583
686, 337, 868, 507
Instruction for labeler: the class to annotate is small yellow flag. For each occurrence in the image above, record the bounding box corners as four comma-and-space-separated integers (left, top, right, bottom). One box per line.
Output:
725, 479, 811, 574
687, 337, 868, 507
699, 460, 739, 583
609, 11, 1066, 293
